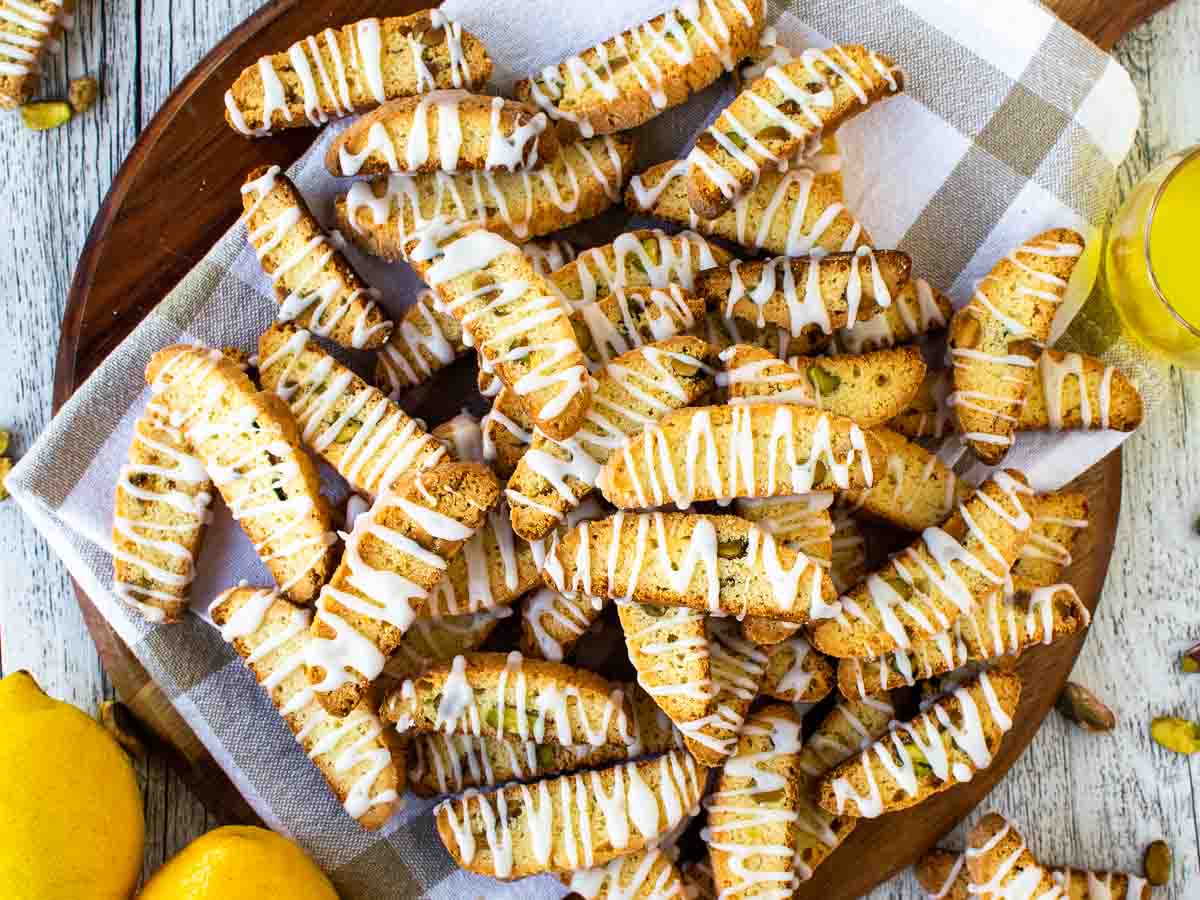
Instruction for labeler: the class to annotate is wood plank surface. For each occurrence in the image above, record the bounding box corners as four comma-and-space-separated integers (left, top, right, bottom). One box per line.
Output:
0, 0, 1195, 894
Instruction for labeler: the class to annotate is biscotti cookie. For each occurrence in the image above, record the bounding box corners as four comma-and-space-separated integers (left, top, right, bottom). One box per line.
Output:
337, 133, 635, 250
212, 587, 404, 829
949, 229, 1085, 464
687, 46, 904, 218
112, 395, 213, 623
917, 844, 1152, 900
811, 470, 1034, 659
0, 0, 75, 109
224, 11, 491, 136
382, 608, 509, 684
700, 308, 831, 360
830, 505, 868, 591
408, 681, 679, 796
508, 337, 720, 541
791, 696, 894, 880
1014, 491, 1089, 591
565, 847, 688, 900
598, 404, 883, 510
702, 704, 806, 897
720, 343, 926, 428
760, 635, 834, 703
481, 388, 535, 479
570, 284, 708, 372
375, 289, 467, 398
817, 670, 1021, 818
241, 167, 393, 350
627, 158, 870, 259
523, 237, 577, 275
146, 346, 337, 605
514, 0, 766, 137
382, 651, 639, 749
618, 600, 712, 733
328, 92, 555, 176
835, 276, 953, 354
965, 814, 1064, 898
843, 426, 966, 532
698, 249, 911, 344
402, 221, 594, 442
431, 410, 483, 461
306, 462, 500, 717
436, 747, 706, 879
549, 512, 839, 624
519, 586, 600, 663
550, 229, 729, 308
258, 323, 447, 497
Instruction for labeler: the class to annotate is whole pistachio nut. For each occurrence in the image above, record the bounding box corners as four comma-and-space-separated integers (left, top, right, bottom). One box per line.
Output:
20, 101, 71, 131
1144, 839, 1171, 885
1055, 682, 1116, 732
1151, 716, 1200, 754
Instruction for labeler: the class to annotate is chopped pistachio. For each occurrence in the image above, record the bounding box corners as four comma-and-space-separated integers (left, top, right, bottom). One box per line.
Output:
717, 538, 747, 559
1055, 682, 1116, 733
1144, 839, 1171, 885
808, 365, 842, 395
68, 76, 99, 113
20, 101, 72, 131
1151, 716, 1200, 754
535, 743, 555, 771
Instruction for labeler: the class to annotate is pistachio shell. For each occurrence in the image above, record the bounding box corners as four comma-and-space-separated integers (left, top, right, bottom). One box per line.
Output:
1181, 643, 1200, 674
1144, 839, 1171, 885
1055, 682, 1116, 733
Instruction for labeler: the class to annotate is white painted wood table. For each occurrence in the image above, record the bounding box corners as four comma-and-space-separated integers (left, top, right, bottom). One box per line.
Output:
0, 1, 1197, 894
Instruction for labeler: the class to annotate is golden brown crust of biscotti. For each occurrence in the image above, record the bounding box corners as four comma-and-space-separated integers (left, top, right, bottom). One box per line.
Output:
966, 813, 1061, 897
0, 0, 76, 110
1014, 491, 1088, 591
336, 133, 636, 252
212, 587, 404, 829
482, 388, 535, 479
550, 512, 838, 625
843, 426, 968, 532
570, 285, 708, 372
549, 229, 731, 306
627, 158, 871, 259
112, 395, 212, 623
811, 471, 1034, 659
145, 347, 337, 605
435, 748, 706, 879
701, 309, 833, 360
830, 506, 868, 593
949, 228, 1085, 464
598, 404, 885, 510
508, 337, 721, 541
836, 277, 953, 353
307, 462, 500, 717
374, 289, 467, 397
915, 848, 972, 900
618, 600, 712, 728
522, 238, 577, 276
519, 586, 602, 663
563, 848, 688, 900
760, 636, 834, 703
917, 846, 1150, 900
381, 609, 506, 684
327, 92, 556, 177
687, 46, 904, 218
817, 672, 1021, 818
514, 0, 765, 137
698, 250, 911, 345
225, 11, 492, 135
241, 167, 393, 350
382, 651, 638, 749
258, 323, 447, 497
402, 222, 593, 442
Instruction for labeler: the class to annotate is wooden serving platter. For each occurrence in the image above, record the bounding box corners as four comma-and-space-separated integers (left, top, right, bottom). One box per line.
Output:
52, 0, 1167, 894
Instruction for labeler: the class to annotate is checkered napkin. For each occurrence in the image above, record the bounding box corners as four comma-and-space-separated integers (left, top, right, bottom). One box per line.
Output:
8, 0, 1146, 896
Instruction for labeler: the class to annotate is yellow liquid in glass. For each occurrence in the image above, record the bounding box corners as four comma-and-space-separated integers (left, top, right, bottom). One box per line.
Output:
1104, 151, 1200, 368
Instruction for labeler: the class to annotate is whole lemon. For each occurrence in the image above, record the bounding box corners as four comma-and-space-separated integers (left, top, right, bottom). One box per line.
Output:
0, 671, 145, 900
138, 825, 338, 900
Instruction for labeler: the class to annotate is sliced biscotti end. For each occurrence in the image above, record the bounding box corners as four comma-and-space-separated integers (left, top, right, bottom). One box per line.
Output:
816, 671, 1021, 818
381, 651, 639, 749
914, 848, 970, 900
481, 388, 534, 479
1014, 490, 1088, 590
760, 636, 834, 703
847, 426, 966, 532
838, 276, 953, 354
1026, 350, 1145, 433
381, 461, 500, 556
374, 290, 468, 397
966, 813, 1061, 896
618, 600, 713, 727
563, 848, 687, 900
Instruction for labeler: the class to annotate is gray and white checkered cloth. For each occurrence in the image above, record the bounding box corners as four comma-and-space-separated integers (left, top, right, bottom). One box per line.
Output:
9, 0, 1151, 896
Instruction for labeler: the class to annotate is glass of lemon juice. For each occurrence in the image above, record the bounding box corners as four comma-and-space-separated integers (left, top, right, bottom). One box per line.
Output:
1104, 146, 1200, 368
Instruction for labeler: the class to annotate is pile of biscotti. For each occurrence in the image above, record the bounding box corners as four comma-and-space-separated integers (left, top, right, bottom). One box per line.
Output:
111, 3, 1150, 897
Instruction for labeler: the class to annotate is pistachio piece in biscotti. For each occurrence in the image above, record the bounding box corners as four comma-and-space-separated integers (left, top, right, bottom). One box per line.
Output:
514, 0, 766, 138
224, 11, 492, 136
811, 470, 1035, 660
818, 671, 1021, 818
547, 512, 839, 625
569, 285, 708, 373
548, 228, 730, 306
212, 587, 405, 829
145, 346, 338, 606
564, 848, 688, 900
597, 404, 884, 510
241, 167, 393, 350
948, 228, 1086, 464
381, 651, 639, 750
508, 337, 720, 542
437, 747, 706, 880
618, 601, 712, 737
258, 323, 447, 498
112, 395, 213, 624
328, 91, 556, 177
305, 461, 500, 718
687, 46, 904, 219
836, 275, 953, 353
337, 133, 635, 252
375, 289, 468, 398
627, 158, 871, 259
401, 221, 593, 442
760, 636, 834, 704
843, 427, 968, 532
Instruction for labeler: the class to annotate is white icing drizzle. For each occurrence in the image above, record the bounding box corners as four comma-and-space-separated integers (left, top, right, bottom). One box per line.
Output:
677, 618, 769, 757
1037, 351, 1116, 430
523, 238, 578, 276
259, 327, 446, 497
0, 0, 68, 79
568, 847, 686, 900
385, 607, 509, 683
524, 586, 594, 662
241, 166, 389, 349
620, 601, 714, 705
838, 277, 945, 354
559, 229, 720, 309
734, 493, 834, 562
426, 499, 525, 616
830, 672, 1015, 818
965, 821, 1063, 899
526, 0, 758, 137
377, 290, 463, 398
225, 13, 474, 135
767, 635, 819, 700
